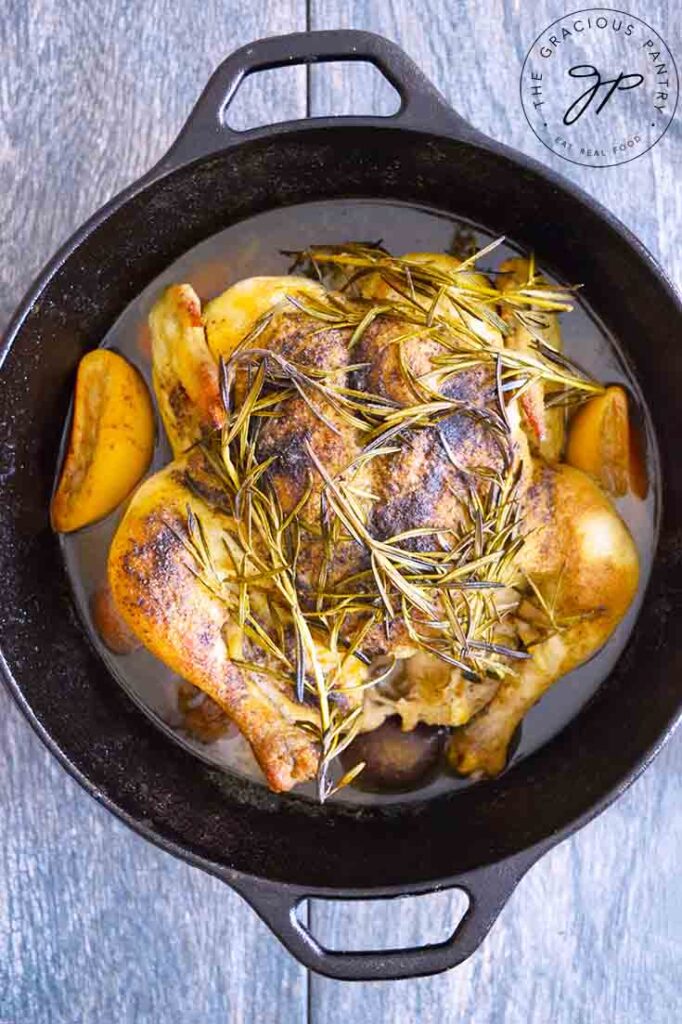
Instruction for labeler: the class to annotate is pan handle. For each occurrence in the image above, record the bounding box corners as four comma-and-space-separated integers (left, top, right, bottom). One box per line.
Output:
160, 30, 478, 169
230, 853, 535, 982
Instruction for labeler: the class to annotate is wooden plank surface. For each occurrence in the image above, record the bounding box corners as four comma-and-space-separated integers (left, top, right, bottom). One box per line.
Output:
0, 3, 308, 1023
1, 1, 681, 1022
308, 2, 682, 1022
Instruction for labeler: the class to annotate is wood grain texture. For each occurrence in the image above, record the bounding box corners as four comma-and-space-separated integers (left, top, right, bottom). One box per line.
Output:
0, 2, 307, 1023
1, 1, 681, 1021
308, 1, 682, 1021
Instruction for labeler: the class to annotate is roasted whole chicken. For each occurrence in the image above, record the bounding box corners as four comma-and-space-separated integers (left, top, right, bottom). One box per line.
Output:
103, 245, 640, 799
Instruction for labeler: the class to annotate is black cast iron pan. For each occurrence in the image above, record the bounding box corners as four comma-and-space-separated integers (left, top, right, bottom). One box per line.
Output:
1, 31, 681, 982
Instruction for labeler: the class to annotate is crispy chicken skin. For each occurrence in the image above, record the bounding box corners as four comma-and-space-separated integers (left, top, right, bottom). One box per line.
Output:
108, 453, 321, 791
108, 263, 640, 792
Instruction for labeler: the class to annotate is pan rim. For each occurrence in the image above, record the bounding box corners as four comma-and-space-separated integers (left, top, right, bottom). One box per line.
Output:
2, 120, 681, 893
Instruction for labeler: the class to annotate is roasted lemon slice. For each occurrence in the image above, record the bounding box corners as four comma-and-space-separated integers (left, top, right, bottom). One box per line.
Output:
566, 385, 630, 497
51, 349, 154, 532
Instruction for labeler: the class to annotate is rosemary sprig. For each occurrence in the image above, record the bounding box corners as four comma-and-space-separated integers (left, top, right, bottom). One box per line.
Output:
285, 240, 602, 404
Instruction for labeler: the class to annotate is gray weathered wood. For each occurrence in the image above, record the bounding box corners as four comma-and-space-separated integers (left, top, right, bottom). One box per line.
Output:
2, 1, 681, 1021
0, 3, 308, 1023
308, 1, 682, 1021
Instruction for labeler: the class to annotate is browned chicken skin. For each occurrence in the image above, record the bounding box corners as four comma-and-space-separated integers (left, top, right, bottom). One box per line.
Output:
108, 259, 639, 794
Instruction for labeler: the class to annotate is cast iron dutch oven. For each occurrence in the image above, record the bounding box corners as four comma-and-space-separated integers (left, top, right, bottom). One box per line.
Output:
1, 31, 681, 981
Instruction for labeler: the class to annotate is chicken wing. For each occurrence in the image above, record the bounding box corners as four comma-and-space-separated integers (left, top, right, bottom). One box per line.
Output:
149, 284, 224, 455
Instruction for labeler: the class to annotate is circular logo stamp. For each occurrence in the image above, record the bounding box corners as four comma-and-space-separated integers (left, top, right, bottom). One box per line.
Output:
520, 8, 678, 167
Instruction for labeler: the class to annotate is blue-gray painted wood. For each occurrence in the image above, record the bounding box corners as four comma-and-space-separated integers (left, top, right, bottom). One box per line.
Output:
0, 3, 308, 1023
307, 1, 682, 1021
1, 1, 681, 1021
